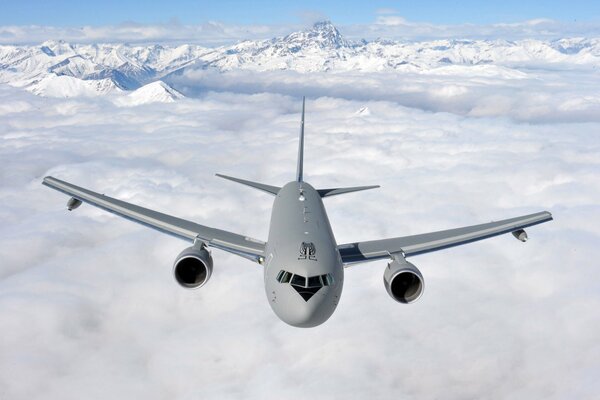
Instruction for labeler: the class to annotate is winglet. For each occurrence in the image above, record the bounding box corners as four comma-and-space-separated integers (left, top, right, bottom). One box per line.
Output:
296, 96, 305, 182
216, 174, 280, 195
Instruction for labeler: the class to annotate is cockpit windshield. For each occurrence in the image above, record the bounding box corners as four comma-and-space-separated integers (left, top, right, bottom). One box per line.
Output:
307, 276, 322, 288
276, 270, 292, 283
276, 270, 334, 301
291, 274, 306, 287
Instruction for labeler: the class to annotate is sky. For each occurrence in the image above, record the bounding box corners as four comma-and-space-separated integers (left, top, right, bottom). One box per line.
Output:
2, 0, 600, 26
1, 1, 600, 45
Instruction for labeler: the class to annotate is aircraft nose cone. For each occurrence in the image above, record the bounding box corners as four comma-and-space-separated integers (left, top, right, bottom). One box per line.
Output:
269, 283, 340, 328
284, 309, 318, 328
279, 297, 332, 328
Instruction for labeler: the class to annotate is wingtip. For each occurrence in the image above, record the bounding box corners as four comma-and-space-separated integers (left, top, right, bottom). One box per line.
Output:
215, 173, 233, 182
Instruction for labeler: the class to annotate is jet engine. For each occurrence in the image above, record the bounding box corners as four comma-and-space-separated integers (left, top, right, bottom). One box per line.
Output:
383, 255, 424, 304
173, 243, 213, 289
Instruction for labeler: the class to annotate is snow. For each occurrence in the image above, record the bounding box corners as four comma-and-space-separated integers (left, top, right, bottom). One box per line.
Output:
1, 21, 599, 99
115, 80, 184, 106
26, 74, 120, 97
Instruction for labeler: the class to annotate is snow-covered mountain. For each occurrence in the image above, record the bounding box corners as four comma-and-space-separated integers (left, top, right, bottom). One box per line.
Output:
115, 80, 185, 106
25, 74, 121, 97
1, 21, 599, 98
0, 40, 210, 97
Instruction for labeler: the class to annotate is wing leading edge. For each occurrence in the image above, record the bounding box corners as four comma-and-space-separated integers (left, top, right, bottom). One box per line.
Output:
338, 211, 553, 265
43, 176, 266, 263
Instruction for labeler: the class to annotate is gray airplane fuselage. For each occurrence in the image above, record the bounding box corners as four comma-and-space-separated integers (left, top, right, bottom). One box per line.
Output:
264, 181, 344, 327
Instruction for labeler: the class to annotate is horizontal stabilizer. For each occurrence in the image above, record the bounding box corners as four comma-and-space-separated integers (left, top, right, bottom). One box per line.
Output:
216, 174, 280, 196
317, 185, 380, 198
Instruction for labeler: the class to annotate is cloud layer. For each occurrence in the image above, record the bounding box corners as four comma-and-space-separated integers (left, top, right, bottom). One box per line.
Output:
1, 16, 600, 45
0, 21, 296, 46
1, 53, 599, 400
167, 64, 600, 124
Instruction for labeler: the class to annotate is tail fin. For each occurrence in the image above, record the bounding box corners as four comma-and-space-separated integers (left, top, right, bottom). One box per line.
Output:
294, 97, 380, 196
296, 96, 305, 182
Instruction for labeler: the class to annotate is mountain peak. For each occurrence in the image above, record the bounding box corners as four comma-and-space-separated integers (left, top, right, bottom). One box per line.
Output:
281, 20, 349, 50
311, 20, 336, 33
116, 80, 185, 106
40, 40, 75, 57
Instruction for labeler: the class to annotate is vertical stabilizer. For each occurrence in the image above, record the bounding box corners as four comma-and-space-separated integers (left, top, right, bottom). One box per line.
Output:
296, 97, 305, 182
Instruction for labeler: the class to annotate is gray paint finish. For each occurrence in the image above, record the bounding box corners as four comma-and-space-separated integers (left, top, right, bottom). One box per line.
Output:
42, 98, 553, 327
215, 173, 281, 196
338, 211, 553, 263
263, 182, 343, 327
42, 176, 266, 262
296, 96, 305, 183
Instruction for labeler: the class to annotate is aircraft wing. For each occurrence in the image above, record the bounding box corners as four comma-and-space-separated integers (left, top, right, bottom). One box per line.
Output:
337, 211, 553, 264
43, 176, 266, 263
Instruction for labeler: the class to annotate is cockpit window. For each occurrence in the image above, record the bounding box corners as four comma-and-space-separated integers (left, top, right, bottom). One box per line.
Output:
276, 270, 335, 301
321, 273, 334, 286
291, 274, 306, 287
307, 276, 322, 288
276, 270, 284, 282
276, 270, 292, 283
277, 270, 334, 287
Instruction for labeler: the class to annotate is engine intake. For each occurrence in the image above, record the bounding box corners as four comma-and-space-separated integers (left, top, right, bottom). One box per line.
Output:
383, 255, 424, 304
173, 243, 213, 289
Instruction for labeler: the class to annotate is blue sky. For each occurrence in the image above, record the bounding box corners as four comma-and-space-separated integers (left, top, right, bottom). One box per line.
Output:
2, 0, 600, 26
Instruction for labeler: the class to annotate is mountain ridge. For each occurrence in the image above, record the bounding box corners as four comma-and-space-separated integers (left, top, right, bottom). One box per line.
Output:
1, 21, 599, 98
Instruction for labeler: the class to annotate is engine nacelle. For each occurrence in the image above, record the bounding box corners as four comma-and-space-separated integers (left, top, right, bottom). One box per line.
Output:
383, 255, 424, 304
173, 243, 213, 289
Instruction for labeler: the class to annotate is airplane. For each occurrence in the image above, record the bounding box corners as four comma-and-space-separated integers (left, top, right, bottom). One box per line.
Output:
43, 97, 553, 328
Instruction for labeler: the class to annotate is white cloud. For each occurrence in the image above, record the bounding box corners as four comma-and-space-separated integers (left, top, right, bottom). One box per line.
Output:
375, 8, 400, 16
166, 64, 600, 124
0, 46, 599, 400
374, 15, 409, 26
0, 22, 298, 46
348, 18, 600, 41
1, 17, 599, 45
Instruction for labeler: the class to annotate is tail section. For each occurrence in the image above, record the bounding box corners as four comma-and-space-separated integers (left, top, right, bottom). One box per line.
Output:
215, 174, 280, 195
296, 96, 305, 182
317, 185, 380, 198
219, 97, 379, 199
294, 97, 380, 197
